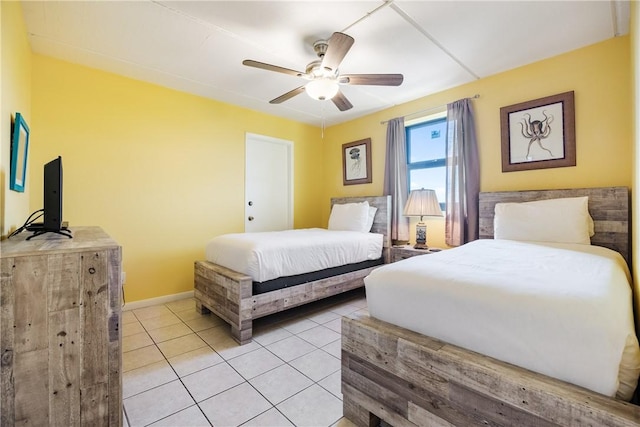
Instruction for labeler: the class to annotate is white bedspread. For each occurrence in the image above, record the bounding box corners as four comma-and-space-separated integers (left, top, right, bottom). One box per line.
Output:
206, 228, 383, 283
365, 239, 640, 399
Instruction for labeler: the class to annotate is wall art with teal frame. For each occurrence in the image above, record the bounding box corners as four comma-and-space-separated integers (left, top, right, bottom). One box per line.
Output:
10, 112, 30, 192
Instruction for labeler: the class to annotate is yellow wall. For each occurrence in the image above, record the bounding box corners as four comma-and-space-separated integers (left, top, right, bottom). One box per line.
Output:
324, 36, 632, 249
2, 5, 634, 302
30, 55, 324, 302
1, 1, 32, 236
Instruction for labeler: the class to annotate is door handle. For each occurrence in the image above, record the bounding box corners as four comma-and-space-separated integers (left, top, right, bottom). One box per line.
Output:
248, 216, 254, 221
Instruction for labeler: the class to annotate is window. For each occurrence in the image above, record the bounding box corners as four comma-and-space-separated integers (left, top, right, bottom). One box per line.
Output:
406, 116, 447, 210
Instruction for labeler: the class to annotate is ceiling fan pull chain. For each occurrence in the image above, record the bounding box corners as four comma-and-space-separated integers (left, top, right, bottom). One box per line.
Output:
321, 103, 326, 139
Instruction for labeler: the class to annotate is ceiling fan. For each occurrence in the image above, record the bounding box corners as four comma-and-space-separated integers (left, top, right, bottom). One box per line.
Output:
242, 32, 404, 111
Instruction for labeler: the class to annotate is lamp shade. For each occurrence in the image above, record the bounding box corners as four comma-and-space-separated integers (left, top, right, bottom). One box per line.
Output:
403, 189, 443, 220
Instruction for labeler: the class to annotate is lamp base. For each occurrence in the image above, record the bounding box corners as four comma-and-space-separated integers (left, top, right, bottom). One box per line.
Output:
414, 222, 428, 250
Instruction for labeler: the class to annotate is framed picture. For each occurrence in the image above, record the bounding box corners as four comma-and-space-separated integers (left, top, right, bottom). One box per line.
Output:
342, 138, 372, 185
500, 91, 575, 172
10, 112, 30, 192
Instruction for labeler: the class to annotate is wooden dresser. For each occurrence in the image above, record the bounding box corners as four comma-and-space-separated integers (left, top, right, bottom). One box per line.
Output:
0, 226, 122, 426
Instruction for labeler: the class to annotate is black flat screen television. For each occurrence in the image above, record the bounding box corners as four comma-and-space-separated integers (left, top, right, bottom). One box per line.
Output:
43, 156, 63, 231
23, 156, 70, 240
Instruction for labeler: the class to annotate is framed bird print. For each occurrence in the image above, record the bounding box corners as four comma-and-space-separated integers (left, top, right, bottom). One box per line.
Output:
342, 138, 372, 185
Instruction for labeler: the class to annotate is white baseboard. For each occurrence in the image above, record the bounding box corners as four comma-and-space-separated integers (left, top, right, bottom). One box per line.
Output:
123, 290, 194, 311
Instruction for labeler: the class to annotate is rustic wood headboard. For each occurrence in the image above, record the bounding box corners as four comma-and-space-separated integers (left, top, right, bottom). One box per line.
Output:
479, 187, 630, 265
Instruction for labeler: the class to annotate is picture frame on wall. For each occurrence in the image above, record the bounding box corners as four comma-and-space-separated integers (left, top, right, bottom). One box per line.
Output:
500, 91, 575, 172
342, 138, 372, 185
10, 112, 30, 192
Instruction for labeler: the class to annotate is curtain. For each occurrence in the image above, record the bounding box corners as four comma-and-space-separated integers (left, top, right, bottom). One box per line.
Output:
383, 117, 409, 244
445, 98, 480, 246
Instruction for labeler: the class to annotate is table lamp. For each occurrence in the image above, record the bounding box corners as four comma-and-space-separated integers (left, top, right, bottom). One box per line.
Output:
403, 188, 443, 249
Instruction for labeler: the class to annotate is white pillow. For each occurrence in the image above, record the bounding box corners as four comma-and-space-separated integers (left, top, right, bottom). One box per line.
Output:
328, 201, 370, 232
494, 196, 592, 245
365, 206, 378, 232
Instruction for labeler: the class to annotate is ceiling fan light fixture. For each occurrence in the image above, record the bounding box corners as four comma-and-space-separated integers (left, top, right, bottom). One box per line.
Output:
243, 32, 401, 111
305, 78, 339, 101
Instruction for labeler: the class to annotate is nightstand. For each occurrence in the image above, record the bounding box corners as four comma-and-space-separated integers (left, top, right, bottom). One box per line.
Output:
390, 245, 441, 262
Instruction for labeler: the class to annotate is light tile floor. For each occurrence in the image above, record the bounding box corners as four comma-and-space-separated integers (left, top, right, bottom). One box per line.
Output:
122, 289, 368, 427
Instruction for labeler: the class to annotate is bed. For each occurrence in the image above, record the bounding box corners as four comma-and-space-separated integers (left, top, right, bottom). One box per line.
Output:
342, 187, 640, 426
194, 195, 391, 345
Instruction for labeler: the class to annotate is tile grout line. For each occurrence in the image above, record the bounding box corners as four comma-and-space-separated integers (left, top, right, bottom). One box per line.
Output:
130, 300, 292, 426
246, 320, 344, 426
157, 303, 300, 426
124, 293, 366, 426
129, 305, 212, 426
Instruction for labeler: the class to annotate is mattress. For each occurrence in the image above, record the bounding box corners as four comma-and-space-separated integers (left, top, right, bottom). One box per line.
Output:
252, 258, 384, 295
205, 228, 383, 283
365, 239, 640, 400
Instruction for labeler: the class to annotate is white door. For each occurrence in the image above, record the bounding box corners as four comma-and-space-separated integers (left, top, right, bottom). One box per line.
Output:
245, 133, 293, 232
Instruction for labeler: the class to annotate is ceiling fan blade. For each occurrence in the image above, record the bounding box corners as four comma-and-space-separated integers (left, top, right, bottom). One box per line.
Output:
270, 86, 306, 104
332, 90, 353, 111
340, 74, 404, 86
243, 60, 303, 77
321, 32, 354, 72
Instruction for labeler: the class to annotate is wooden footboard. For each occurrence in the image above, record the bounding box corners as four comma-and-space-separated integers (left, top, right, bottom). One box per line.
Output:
341, 314, 640, 427
194, 261, 253, 344
194, 260, 377, 344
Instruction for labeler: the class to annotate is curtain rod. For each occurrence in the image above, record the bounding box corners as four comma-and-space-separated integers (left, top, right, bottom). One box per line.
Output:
380, 94, 480, 125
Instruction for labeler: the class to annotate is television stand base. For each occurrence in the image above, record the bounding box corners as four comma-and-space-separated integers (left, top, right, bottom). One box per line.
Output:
26, 229, 73, 241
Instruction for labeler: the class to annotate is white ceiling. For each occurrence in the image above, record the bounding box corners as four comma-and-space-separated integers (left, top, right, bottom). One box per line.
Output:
21, 1, 630, 127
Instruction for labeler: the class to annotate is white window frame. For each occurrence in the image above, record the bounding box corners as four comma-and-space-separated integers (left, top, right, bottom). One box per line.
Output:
405, 111, 447, 210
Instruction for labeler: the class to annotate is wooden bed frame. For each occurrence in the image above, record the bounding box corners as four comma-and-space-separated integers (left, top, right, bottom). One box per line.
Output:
342, 187, 640, 426
194, 195, 391, 345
